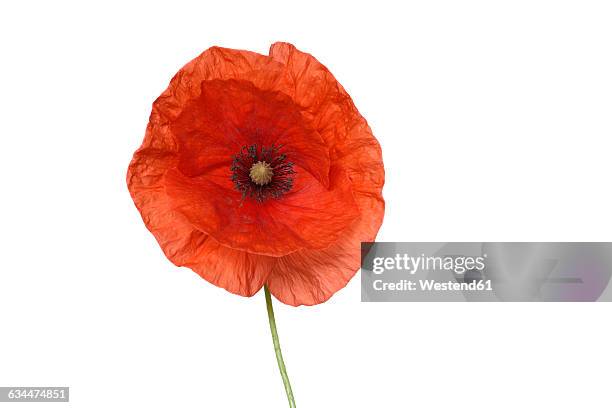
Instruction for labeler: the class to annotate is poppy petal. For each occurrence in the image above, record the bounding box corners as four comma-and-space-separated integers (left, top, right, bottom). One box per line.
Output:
266, 189, 384, 306
269, 42, 384, 211
156, 46, 289, 122
264, 42, 386, 305
172, 79, 331, 187
163, 163, 360, 257
127, 115, 271, 297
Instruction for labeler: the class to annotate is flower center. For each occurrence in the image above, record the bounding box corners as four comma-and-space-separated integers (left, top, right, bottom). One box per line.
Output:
249, 161, 274, 185
231, 144, 295, 202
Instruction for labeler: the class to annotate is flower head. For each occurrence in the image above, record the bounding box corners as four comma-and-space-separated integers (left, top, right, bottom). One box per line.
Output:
127, 42, 384, 305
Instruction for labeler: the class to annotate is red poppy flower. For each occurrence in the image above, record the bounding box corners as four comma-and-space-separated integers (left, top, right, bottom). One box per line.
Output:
127, 42, 384, 306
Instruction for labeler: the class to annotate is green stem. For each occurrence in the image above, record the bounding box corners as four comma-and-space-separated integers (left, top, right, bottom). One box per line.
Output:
264, 285, 296, 408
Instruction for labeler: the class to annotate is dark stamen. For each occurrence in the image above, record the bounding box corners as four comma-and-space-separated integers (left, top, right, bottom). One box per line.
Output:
231, 144, 295, 202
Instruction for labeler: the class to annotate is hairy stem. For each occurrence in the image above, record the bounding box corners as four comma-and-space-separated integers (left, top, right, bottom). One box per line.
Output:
264, 285, 296, 408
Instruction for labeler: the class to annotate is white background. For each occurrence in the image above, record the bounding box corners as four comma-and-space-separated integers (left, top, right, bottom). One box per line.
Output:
1, 1, 611, 407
